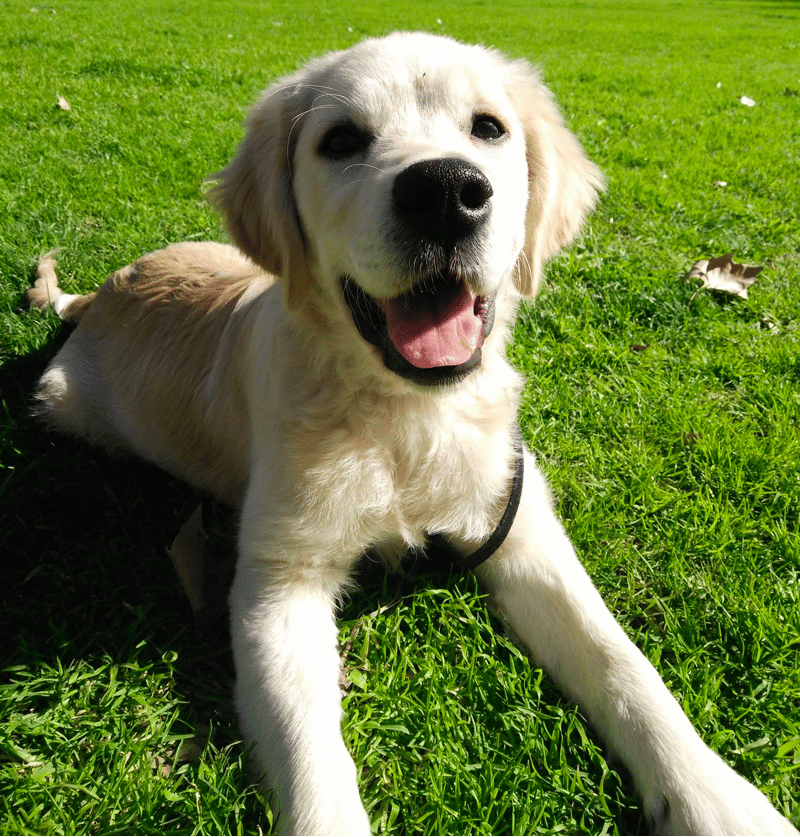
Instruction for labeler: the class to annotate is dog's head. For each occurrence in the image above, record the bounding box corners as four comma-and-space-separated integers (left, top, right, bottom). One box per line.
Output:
211, 32, 603, 387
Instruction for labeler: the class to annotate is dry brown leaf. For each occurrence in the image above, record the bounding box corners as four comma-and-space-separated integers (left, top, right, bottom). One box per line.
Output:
685, 253, 763, 300
167, 503, 206, 617
175, 737, 204, 764
56, 95, 71, 111
176, 721, 209, 764
150, 754, 172, 778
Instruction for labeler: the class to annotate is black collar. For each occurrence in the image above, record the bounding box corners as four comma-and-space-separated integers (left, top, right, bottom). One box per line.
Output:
424, 427, 524, 571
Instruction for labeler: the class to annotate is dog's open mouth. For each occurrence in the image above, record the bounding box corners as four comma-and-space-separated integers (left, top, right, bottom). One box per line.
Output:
342, 274, 495, 385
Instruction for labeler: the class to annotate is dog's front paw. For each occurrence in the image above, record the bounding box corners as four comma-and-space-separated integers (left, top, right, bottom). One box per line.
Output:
643, 756, 797, 836
273, 795, 371, 837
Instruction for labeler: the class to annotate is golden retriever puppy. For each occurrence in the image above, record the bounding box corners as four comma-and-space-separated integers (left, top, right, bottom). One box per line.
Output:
30, 32, 796, 836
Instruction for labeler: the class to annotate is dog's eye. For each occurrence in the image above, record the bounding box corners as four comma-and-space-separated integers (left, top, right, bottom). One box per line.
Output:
319, 124, 371, 158
471, 115, 506, 142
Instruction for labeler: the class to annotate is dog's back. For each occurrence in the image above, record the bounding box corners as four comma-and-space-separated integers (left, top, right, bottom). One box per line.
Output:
32, 242, 274, 505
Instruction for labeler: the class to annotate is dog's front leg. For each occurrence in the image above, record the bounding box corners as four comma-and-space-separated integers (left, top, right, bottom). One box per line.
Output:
229, 513, 370, 835
474, 452, 796, 835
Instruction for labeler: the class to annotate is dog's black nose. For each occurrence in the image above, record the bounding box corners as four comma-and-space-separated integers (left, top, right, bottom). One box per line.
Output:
392, 158, 493, 249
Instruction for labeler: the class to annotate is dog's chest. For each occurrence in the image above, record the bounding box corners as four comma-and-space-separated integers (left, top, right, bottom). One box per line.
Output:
292, 406, 513, 553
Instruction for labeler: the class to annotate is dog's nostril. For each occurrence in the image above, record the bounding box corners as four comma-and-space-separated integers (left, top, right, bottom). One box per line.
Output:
460, 178, 493, 210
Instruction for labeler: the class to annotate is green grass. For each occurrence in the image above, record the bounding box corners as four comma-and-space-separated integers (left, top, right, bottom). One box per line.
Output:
1, 0, 799, 833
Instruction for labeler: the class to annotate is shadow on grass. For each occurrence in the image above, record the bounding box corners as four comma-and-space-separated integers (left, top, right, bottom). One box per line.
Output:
0, 339, 265, 831
1, 341, 240, 662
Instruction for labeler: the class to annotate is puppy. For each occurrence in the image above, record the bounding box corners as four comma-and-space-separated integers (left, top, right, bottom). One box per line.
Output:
30, 32, 796, 835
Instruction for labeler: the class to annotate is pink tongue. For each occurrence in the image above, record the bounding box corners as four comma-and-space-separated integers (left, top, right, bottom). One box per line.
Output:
379, 283, 482, 369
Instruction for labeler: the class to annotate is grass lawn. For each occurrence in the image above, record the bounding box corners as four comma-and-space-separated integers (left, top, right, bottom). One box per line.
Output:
1, 0, 799, 833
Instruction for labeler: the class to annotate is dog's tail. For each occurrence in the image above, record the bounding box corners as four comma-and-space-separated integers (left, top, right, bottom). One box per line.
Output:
28, 250, 96, 323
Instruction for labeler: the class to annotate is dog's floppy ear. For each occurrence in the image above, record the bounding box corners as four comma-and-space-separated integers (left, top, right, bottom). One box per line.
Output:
209, 77, 311, 312
505, 60, 605, 297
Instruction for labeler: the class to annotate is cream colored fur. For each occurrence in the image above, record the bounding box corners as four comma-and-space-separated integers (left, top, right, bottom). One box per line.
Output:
30, 32, 795, 836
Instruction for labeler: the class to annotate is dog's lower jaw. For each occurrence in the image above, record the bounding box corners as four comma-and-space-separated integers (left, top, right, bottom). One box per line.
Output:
383, 346, 484, 387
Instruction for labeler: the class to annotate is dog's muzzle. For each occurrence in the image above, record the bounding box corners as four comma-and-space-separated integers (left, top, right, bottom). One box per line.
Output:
343, 157, 497, 386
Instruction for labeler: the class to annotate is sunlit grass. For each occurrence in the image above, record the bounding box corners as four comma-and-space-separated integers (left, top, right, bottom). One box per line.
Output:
1, 0, 798, 833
